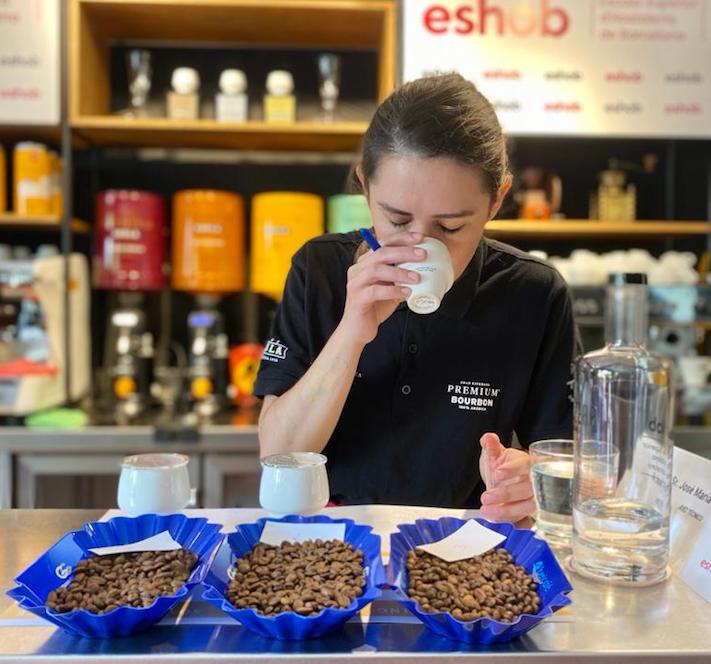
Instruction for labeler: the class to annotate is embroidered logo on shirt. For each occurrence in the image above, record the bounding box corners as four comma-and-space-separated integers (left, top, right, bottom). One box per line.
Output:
447, 380, 501, 412
263, 338, 288, 363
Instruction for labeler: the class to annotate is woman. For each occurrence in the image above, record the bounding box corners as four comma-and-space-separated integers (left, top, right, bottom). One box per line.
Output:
254, 73, 579, 523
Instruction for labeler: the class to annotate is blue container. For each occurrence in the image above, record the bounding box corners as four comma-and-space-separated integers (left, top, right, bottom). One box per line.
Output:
388, 517, 573, 644
202, 514, 385, 640
7, 513, 224, 638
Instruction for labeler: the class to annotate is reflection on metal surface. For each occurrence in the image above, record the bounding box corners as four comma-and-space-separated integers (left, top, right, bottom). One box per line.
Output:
1, 510, 711, 660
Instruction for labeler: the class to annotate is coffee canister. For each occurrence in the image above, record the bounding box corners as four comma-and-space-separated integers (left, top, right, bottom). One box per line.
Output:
172, 189, 245, 293
14, 142, 51, 215
251, 191, 323, 300
327, 194, 371, 234
94, 190, 167, 291
0, 144, 6, 213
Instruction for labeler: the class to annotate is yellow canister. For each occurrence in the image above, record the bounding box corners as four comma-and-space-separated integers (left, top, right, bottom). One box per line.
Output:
14, 142, 51, 216
250, 191, 324, 300
49, 151, 63, 217
172, 189, 246, 293
0, 145, 6, 213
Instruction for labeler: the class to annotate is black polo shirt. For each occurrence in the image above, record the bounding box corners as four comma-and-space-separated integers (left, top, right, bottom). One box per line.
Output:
254, 231, 579, 508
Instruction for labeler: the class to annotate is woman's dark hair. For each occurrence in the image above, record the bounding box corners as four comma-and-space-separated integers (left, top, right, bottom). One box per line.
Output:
352, 73, 508, 201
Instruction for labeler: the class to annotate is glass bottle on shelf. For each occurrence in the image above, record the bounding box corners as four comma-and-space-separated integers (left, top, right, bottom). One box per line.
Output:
264, 70, 295, 123
216, 69, 248, 122
572, 273, 674, 586
167, 67, 200, 120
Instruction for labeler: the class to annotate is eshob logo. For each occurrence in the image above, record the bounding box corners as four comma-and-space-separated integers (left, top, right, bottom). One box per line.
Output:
262, 339, 288, 363
423, 1, 570, 37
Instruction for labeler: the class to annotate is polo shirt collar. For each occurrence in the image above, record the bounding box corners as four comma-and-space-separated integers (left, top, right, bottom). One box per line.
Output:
438, 238, 486, 319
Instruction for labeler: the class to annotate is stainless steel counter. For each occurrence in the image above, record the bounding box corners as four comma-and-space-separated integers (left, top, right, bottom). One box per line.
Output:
1, 509, 710, 663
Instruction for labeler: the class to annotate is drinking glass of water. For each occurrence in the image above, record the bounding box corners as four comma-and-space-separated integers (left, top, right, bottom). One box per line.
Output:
530, 439, 574, 549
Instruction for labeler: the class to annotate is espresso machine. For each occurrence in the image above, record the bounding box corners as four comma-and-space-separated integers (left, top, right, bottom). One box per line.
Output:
0, 252, 90, 416
94, 190, 166, 420
172, 190, 245, 418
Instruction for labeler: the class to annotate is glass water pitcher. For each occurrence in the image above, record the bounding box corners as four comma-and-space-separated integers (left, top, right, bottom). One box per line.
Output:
572, 273, 674, 585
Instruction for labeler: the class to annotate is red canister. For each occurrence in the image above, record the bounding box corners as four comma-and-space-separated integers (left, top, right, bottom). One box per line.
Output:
94, 190, 167, 291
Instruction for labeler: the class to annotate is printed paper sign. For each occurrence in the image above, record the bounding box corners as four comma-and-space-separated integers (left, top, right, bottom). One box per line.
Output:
403, 0, 711, 138
0, 0, 60, 124
88, 531, 181, 556
671, 447, 711, 604
260, 521, 346, 546
416, 519, 506, 562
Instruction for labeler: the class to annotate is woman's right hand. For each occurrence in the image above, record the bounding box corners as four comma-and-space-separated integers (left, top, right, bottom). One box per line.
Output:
339, 231, 425, 345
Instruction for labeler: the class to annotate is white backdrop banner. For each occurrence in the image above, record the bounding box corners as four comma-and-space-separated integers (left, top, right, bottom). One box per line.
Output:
403, 0, 711, 138
0, 0, 60, 125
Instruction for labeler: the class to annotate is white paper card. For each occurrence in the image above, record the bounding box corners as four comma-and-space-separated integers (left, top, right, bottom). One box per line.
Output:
260, 521, 346, 546
88, 531, 181, 556
416, 520, 506, 562
670, 447, 711, 604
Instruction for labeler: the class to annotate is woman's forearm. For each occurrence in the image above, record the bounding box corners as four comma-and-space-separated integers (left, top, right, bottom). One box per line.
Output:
258, 323, 365, 457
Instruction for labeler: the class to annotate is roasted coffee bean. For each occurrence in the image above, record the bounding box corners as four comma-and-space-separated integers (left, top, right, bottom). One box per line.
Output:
45, 549, 197, 614
406, 547, 540, 624
226, 539, 365, 617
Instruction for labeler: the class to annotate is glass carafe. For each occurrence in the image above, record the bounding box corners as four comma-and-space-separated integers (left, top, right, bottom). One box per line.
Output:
572, 273, 674, 585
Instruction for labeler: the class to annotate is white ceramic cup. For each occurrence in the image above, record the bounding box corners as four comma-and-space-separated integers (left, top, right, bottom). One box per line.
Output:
678, 356, 711, 389
259, 452, 329, 517
398, 237, 454, 314
117, 453, 191, 515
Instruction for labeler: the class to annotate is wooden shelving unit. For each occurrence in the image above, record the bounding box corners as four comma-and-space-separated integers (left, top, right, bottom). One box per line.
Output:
0, 213, 90, 235
485, 220, 711, 239
72, 117, 369, 151
0, 125, 62, 144
70, 0, 397, 151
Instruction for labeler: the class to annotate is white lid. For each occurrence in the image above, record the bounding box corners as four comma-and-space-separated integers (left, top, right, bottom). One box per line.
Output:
15, 141, 46, 151
266, 70, 294, 96
261, 451, 326, 468
219, 68, 247, 95
171, 67, 200, 94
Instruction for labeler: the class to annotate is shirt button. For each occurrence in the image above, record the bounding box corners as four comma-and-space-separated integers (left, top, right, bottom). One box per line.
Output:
401, 384, 412, 395
408, 343, 418, 354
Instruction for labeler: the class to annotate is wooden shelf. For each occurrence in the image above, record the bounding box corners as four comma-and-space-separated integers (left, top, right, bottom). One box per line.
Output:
0, 125, 62, 144
0, 214, 90, 234
485, 220, 711, 239
72, 116, 369, 151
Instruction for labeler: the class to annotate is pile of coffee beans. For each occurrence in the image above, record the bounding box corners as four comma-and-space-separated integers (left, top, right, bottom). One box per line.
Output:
46, 549, 198, 614
406, 547, 541, 622
226, 539, 366, 616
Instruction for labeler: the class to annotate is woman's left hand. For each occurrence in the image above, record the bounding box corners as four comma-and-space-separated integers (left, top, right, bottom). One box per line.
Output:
478, 432, 535, 525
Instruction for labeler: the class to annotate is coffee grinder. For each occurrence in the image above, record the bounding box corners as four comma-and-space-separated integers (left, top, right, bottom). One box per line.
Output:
94, 190, 166, 420
172, 190, 245, 418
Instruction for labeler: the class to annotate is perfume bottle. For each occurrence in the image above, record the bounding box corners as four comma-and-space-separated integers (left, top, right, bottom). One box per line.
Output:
572, 273, 674, 586
215, 69, 248, 122
167, 67, 200, 120
264, 70, 295, 123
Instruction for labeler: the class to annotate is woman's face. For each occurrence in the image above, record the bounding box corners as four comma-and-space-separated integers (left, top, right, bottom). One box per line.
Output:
362, 154, 509, 280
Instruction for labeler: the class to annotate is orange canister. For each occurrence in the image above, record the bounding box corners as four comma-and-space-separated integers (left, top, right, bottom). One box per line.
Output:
13, 142, 51, 215
250, 191, 324, 300
0, 144, 6, 213
172, 189, 245, 293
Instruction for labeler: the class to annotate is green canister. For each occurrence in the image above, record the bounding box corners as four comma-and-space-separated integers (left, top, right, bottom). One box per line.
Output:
327, 194, 371, 234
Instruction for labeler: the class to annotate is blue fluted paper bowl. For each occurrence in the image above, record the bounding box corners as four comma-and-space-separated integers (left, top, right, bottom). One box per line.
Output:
202, 514, 385, 640
6, 513, 224, 638
387, 517, 572, 644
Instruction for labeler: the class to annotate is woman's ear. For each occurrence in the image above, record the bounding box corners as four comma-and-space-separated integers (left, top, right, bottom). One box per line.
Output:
489, 173, 513, 220
355, 164, 368, 198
